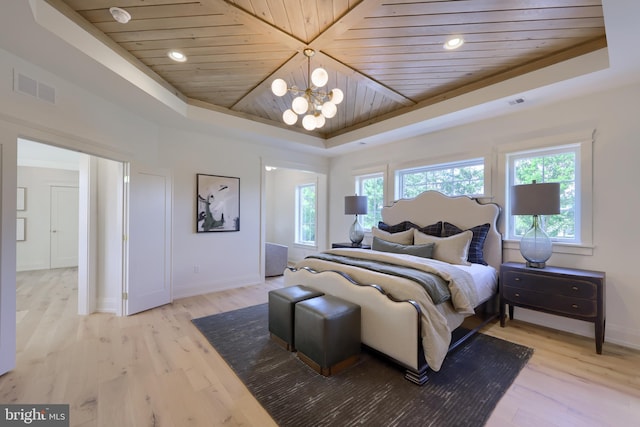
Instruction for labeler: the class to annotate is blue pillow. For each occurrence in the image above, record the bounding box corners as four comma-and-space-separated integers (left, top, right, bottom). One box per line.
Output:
378, 220, 442, 236
442, 222, 490, 265
372, 237, 435, 259
377, 220, 419, 233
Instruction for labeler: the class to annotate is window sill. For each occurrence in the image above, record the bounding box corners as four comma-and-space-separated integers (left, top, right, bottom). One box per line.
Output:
503, 240, 594, 256
294, 243, 317, 250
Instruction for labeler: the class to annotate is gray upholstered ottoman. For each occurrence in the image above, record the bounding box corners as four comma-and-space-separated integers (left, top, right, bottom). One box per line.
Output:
268, 285, 324, 351
294, 295, 361, 376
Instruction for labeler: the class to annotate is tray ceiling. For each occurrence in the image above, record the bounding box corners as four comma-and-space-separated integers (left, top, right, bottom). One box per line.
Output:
48, 0, 607, 138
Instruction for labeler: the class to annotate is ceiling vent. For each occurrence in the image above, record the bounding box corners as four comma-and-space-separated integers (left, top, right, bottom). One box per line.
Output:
13, 70, 56, 104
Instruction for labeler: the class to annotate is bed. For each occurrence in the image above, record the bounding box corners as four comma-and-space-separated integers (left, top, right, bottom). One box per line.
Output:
283, 191, 501, 384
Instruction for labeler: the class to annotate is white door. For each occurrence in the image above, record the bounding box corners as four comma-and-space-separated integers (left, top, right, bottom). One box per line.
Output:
125, 167, 172, 315
50, 186, 79, 268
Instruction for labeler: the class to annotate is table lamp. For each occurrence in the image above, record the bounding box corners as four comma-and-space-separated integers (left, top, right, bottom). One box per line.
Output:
511, 181, 560, 268
344, 195, 368, 246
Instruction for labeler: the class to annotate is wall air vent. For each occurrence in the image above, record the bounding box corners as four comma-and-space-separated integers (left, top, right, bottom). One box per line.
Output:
13, 69, 56, 104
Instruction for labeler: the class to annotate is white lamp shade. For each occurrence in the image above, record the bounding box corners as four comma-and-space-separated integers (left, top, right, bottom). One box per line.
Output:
330, 88, 344, 105
271, 78, 288, 96
282, 109, 298, 125
302, 114, 316, 130
311, 67, 328, 87
314, 113, 326, 128
321, 101, 337, 118
292, 96, 309, 114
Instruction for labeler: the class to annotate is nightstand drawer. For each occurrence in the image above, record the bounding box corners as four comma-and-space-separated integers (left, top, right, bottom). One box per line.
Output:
503, 271, 597, 299
503, 288, 597, 317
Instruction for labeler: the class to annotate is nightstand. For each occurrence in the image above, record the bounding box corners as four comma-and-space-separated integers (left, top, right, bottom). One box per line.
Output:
331, 242, 371, 249
500, 262, 606, 354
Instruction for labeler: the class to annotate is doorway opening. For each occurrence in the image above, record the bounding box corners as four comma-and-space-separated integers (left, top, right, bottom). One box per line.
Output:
17, 138, 125, 316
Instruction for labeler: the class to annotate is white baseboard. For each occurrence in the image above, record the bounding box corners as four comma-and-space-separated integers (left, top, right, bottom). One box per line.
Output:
172, 273, 263, 300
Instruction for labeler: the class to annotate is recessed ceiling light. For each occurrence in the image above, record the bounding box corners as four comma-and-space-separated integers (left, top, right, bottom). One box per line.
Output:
444, 37, 464, 50
168, 50, 187, 62
109, 7, 131, 24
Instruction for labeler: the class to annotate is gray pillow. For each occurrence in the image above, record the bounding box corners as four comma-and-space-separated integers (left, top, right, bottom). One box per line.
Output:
372, 236, 435, 259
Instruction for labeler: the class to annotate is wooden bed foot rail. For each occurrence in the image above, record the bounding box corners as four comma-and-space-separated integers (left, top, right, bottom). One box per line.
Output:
405, 368, 429, 385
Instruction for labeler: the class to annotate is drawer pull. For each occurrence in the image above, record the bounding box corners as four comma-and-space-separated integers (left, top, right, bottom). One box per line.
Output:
571, 304, 579, 309
572, 286, 579, 291
514, 277, 521, 281
514, 293, 520, 297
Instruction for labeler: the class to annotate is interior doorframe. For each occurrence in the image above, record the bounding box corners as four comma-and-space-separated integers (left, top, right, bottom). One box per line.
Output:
260, 157, 329, 276
77, 154, 98, 315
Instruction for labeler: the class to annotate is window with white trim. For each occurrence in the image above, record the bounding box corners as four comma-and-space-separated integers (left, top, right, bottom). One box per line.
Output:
397, 158, 485, 198
355, 172, 384, 231
295, 183, 316, 245
507, 144, 580, 243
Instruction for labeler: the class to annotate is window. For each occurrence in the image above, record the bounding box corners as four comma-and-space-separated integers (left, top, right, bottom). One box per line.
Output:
355, 172, 384, 230
397, 158, 484, 199
295, 183, 316, 245
507, 145, 580, 243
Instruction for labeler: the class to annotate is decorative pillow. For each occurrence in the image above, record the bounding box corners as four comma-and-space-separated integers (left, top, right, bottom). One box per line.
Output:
372, 237, 435, 259
378, 220, 442, 236
417, 221, 443, 237
377, 220, 419, 233
413, 229, 473, 265
372, 227, 413, 245
442, 222, 490, 265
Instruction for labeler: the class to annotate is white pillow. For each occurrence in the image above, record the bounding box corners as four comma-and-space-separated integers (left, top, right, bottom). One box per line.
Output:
372, 227, 413, 245
413, 229, 473, 265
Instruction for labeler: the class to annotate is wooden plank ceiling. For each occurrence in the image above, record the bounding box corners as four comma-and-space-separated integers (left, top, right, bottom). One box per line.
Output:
50, 0, 606, 138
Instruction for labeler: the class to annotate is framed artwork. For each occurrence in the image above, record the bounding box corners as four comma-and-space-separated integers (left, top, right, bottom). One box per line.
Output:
196, 174, 240, 232
16, 218, 25, 241
17, 187, 26, 211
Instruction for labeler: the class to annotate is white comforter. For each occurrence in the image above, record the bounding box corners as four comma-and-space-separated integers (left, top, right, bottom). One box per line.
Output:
293, 248, 484, 371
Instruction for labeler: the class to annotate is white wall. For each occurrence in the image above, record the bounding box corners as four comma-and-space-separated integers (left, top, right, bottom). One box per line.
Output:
157, 128, 328, 299
16, 166, 78, 271
328, 81, 640, 350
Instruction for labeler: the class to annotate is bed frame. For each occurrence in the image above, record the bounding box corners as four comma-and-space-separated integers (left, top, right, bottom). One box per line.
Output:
284, 191, 502, 384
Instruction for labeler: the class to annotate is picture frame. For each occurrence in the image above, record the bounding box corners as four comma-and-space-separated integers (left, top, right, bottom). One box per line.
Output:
16, 217, 25, 241
196, 174, 240, 232
17, 187, 26, 211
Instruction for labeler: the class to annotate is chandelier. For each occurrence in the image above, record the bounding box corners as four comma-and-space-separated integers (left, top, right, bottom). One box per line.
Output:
271, 48, 344, 131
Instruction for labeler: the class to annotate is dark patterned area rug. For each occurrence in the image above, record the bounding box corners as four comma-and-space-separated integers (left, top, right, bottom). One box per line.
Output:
192, 303, 533, 427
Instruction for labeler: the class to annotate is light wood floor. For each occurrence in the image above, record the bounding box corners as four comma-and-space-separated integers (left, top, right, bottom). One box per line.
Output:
1, 268, 639, 426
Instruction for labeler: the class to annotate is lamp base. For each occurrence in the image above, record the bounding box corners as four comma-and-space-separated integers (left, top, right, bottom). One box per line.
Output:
349, 215, 364, 246
519, 215, 552, 269
525, 261, 546, 269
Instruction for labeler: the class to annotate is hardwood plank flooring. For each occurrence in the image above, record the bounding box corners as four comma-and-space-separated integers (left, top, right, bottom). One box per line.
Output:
1, 268, 639, 426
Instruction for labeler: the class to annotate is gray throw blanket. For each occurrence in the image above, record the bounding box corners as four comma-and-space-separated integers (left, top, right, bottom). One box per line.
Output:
306, 253, 451, 304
